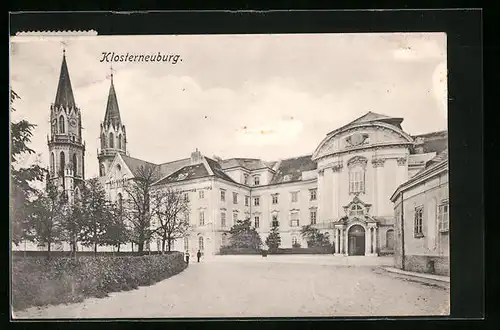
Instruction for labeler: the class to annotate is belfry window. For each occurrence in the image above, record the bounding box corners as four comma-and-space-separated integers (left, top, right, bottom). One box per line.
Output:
101, 133, 106, 149
59, 151, 65, 176
72, 154, 77, 176
118, 134, 122, 150
50, 153, 55, 176
99, 164, 106, 176
109, 132, 114, 148
59, 115, 65, 133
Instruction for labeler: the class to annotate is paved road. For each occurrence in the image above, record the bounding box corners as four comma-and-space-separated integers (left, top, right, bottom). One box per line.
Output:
13, 256, 449, 318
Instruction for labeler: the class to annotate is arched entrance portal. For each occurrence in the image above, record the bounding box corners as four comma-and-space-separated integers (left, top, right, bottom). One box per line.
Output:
348, 225, 366, 256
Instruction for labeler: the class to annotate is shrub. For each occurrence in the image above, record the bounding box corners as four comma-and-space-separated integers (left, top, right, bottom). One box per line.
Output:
11, 252, 187, 311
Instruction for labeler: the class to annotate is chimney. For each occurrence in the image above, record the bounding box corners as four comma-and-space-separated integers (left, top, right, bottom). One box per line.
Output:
213, 155, 222, 163
190, 148, 203, 165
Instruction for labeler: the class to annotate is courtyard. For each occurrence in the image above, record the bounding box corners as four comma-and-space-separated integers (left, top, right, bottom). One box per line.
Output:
13, 255, 449, 318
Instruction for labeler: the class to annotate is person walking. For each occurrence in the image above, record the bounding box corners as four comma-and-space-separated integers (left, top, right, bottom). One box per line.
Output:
197, 250, 202, 263
185, 251, 190, 265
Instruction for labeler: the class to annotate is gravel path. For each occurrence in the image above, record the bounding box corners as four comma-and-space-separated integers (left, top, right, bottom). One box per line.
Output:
13, 256, 449, 318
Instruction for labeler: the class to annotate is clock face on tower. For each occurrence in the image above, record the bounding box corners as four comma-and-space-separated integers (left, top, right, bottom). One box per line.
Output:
70, 119, 77, 127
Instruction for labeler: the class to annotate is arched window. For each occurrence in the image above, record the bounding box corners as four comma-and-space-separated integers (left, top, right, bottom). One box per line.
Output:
109, 132, 114, 148
101, 133, 106, 149
99, 163, 105, 176
349, 204, 364, 217
59, 151, 65, 176
59, 115, 65, 133
116, 164, 121, 172
198, 236, 204, 252
50, 152, 55, 176
118, 134, 122, 150
72, 154, 77, 176
117, 193, 123, 210
348, 156, 367, 194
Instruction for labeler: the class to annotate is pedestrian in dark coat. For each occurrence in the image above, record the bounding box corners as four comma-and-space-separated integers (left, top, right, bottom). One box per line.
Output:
197, 250, 202, 263
185, 251, 190, 265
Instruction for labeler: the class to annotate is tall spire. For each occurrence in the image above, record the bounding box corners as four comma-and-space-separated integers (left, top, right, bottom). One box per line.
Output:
104, 67, 121, 125
54, 50, 76, 109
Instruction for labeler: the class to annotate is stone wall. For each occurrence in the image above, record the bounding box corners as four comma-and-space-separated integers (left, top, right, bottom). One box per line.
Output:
400, 254, 449, 276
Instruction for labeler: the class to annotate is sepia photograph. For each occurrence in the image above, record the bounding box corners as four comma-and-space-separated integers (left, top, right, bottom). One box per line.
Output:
10, 32, 449, 318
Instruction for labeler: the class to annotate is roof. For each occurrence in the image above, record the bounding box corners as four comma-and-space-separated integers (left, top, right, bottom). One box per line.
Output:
153, 163, 209, 185
54, 52, 76, 109
104, 76, 121, 126
411, 130, 448, 154
121, 155, 157, 175
422, 149, 448, 172
152, 156, 237, 186
327, 111, 404, 136
270, 155, 317, 185
157, 158, 191, 178
219, 158, 272, 171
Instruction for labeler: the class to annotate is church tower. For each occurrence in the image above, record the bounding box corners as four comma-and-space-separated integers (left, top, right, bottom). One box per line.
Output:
98, 70, 127, 177
47, 50, 86, 202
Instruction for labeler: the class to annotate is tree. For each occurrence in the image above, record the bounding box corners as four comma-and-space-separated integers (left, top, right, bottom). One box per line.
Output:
228, 218, 262, 250
79, 178, 110, 255
151, 187, 190, 253
300, 224, 333, 251
28, 180, 65, 259
265, 223, 281, 253
102, 201, 129, 253
60, 201, 81, 258
123, 164, 160, 253
10, 90, 46, 246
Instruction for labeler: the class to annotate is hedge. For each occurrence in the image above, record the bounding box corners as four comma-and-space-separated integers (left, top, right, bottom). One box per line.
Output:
12, 250, 175, 258
11, 252, 187, 311
217, 247, 334, 255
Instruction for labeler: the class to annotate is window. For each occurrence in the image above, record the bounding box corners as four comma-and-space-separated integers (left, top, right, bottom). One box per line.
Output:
244, 174, 249, 184
254, 176, 260, 186
233, 212, 238, 225
310, 210, 317, 225
290, 213, 300, 227
101, 133, 106, 149
184, 237, 189, 251
245, 196, 249, 206
59, 115, 65, 133
349, 204, 364, 217
438, 202, 449, 232
254, 216, 260, 228
291, 192, 299, 203
221, 212, 226, 227
50, 153, 55, 175
310, 189, 317, 201
414, 206, 424, 237
220, 190, 226, 202
59, 151, 65, 176
221, 234, 228, 246
198, 236, 204, 251
272, 194, 279, 204
116, 164, 121, 172
272, 214, 279, 227
199, 211, 205, 226
184, 193, 189, 202
233, 192, 238, 204
99, 163, 105, 176
349, 168, 365, 194
185, 211, 190, 224
254, 197, 260, 206
292, 236, 298, 245
109, 132, 114, 148
199, 190, 204, 199
118, 134, 122, 150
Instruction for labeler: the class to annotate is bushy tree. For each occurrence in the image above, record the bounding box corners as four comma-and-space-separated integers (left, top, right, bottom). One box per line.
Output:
151, 187, 190, 253
265, 223, 281, 253
28, 180, 65, 259
228, 218, 262, 250
124, 164, 160, 253
10, 90, 46, 246
300, 224, 333, 251
79, 178, 111, 255
102, 201, 130, 252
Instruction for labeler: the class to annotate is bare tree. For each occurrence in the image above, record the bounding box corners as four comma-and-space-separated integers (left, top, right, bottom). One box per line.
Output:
123, 164, 160, 253
151, 187, 190, 253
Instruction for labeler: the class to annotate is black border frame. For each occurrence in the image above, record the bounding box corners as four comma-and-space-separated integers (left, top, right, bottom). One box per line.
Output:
7, 8, 484, 328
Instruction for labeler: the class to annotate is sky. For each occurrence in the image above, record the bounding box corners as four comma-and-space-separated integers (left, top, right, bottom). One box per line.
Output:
10, 33, 447, 179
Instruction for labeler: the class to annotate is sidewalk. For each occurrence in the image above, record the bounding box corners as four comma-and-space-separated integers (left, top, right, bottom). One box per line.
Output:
382, 267, 450, 285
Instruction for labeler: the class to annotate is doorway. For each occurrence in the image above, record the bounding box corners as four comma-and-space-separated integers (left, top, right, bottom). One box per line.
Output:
386, 229, 394, 250
348, 225, 366, 256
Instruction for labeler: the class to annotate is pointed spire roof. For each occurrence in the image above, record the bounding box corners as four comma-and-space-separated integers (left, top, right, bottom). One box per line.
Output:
104, 73, 121, 125
54, 50, 76, 109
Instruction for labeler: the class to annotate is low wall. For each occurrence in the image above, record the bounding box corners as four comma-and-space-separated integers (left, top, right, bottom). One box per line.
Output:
217, 247, 334, 255
11, 252, 187, 311
398, 254, 449, 276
